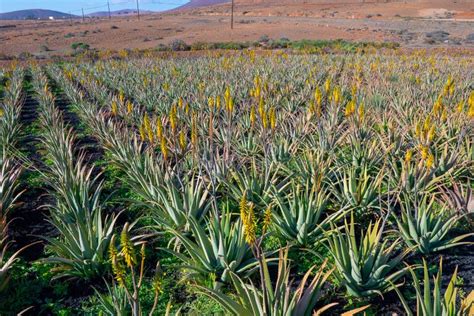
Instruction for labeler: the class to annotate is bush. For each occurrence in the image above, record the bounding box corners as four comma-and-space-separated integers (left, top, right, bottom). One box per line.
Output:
156, 43, 170, 52
269, 38, 291, 49
169, 39, 190, 52
71, 42, 90, 51
258, 34, 270, 43
190, 42, 211, 51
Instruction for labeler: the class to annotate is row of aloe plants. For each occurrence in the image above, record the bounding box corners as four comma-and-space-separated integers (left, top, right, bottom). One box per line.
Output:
0, 68, 26, 293
30, 68, 119, 280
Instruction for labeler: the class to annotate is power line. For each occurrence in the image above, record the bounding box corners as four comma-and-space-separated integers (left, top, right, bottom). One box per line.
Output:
67, 0, 186, 16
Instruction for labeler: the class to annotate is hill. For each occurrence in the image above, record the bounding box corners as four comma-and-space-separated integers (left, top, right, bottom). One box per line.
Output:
177, 0, 229, 9
0, 9, 76, 20
86, 9, 155, 18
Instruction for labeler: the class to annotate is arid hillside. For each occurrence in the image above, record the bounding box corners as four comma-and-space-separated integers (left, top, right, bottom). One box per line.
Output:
1, 0, 473, 58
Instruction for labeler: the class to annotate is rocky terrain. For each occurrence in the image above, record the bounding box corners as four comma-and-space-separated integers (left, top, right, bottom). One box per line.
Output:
0, 0, 473, 59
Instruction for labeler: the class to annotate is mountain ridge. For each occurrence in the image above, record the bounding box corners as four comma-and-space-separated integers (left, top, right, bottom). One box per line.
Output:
0, 9, 77, 20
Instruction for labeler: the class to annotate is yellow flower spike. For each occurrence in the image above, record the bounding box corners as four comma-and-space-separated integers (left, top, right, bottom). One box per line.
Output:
239, 194, 248, 228
144, 113, 151, 130
156, 117, 163, 141
0, 108, 4, 117
139, 124, 146, 142
208, 96, 215, 110
428, 126, 436, 142
244, 203, 257, 246
120, 223, 136, 268
144, 114, 153, 142
262, 206, 272, 234
119, 91, 125, 105
250, 105, 256, 128
344, 101, 351, 117
469, 103, 474, 118
468, 92, 474, 118
423, 116, 431, 133
345, 99, 355, 117
110, 101, 118, 116
433, 99, 442, 116
185, 103, 189, 114
147, 128, 154, 144
419, 145, 429, 160
216, 95, 221, 110
415, 122, 422, 138
170, 106, 177, 133
314, 87, 322, 107
161, 137, 168, 161
358, 102, 365, 120
228, 97, 234, 114
254, 75, 261, 88
179, 129, 186, 151
405, 149, 413, 164
178, 97, 184, 109
112, 255, 126, 288
269, 107, 276, 130
426, 153, 435, 169
324, 78, 331, 94
126, 100, 133, 114
351, 84, 357, 97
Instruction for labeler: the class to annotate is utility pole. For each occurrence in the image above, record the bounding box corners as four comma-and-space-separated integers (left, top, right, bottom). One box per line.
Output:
231, 0, 234, 29
82, 8, 85, 22
107, 1, 111, 20
136, 0, 140, 20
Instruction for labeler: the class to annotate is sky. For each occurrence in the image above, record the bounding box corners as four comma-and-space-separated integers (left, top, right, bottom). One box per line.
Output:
0, 0, 188, 14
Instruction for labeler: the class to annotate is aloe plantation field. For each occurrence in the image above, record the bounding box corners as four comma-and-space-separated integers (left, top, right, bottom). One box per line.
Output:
0, 51, 473, 315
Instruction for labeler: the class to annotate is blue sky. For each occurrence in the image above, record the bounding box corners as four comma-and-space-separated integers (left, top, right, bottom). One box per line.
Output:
0, 0, 187, 13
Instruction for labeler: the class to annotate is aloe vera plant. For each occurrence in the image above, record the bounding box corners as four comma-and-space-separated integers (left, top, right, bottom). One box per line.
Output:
332, 163, 384, 215
0, 156, 23, 221
226, 161, 289, 209
326, 214, 410, 297
166, 206, 257, 285
271, 181, 343, 246
196, 248, 337, 316
394, 258, 474, 316
152, 174, 212, 230
395, 194, 473, 254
